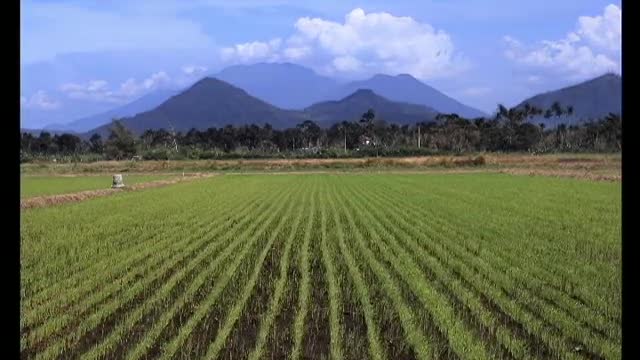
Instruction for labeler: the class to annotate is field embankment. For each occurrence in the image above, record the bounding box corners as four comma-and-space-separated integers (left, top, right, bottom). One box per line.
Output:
20, 174, 173, 198
20, 173, 214, 210
21, 153, 620, 181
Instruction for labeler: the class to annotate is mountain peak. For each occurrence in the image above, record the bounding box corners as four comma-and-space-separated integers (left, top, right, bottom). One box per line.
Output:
85, 77, 307, 135
190, 76, 226, 87
516, 73, 621, 126
333, 74, 487, 118
187, 76, 248, 95
305, 88, 438, 126
215, 63, 338, 109
592, 72, 621, 83
349, 88, 377, 97
370, 73, 418, 82
396, 73, 418, 80
599, 72, 621, 79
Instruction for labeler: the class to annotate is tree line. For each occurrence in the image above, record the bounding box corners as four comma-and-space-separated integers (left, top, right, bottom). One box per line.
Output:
20, 102, 621, 162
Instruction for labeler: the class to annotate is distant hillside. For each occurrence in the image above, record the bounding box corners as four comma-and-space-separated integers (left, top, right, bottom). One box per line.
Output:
517, 73, 621, 127
44, 89, 179, 133
86, 77, 309, 136
215, 62, 338, 109
305, 89, 439, 126
327, 74, 486, 118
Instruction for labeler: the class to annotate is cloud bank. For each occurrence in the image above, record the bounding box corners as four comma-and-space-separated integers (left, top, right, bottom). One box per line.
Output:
219, 8, 469, 80
58, 71, 181, 104
21, 91, 61, 110
503, 4, 620, 80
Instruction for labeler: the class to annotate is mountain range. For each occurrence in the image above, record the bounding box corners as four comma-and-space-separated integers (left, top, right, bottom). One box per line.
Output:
27, 63, 621, 136
88, 77, 310, 136
87, 78, 445, 136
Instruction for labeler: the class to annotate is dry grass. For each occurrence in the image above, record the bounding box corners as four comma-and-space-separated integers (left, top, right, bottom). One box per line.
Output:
498, 168, 621, 182
21, 153, 620, 183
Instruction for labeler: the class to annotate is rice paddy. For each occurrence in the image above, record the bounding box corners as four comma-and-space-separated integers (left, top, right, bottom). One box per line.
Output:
20, 173, 621, 359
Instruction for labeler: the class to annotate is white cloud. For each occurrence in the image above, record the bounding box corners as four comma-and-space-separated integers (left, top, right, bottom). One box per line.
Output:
21, 90, 61, 110
576, 4, 621, 52
60, 71, 173, 103
503, 4, 621, 80
60, 79, 121, 103
182, 65, 208, 76
220, 38, 283, 63
219, 8, 467, 80
332, 56, 362, 72
283, 46, 312, 60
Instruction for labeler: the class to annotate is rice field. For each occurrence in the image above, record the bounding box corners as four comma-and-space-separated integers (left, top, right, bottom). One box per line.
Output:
20, 173, 621, 359
20, 174, 172, 198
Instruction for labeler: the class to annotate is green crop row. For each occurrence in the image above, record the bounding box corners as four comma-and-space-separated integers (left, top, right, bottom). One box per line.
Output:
20, 173, 621, 360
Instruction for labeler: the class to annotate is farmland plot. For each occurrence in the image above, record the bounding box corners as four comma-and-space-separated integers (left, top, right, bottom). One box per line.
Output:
20, 174, 171, 198
20, 173, 621, 359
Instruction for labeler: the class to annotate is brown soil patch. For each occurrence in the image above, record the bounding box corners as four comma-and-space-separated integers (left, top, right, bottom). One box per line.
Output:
20, 154, 620, 183
498, 168, 620, 182
20, 173, 217, 210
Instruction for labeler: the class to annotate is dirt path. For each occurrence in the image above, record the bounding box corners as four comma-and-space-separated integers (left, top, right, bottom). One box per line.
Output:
20, 173, 217, 210
497, 168, 621, 182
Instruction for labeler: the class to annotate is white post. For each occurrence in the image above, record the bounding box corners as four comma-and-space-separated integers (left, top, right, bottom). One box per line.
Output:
112, 174, 125, 188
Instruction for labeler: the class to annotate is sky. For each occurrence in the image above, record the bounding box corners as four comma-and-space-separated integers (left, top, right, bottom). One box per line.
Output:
20, 0, 622, 128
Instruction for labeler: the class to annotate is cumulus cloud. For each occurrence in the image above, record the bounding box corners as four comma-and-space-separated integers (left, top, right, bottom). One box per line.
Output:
282, 46, 312, 60
60, 79, 121, 103
220, 39, 283, 63
20, 90, 61, 110
332, 56, 362, 72
120, 71, 172, 97
60, 71, 172, 103
182, 65, 208, 76
575, 4, 621, 52
503, 4, 621, 80
219, 8, 468, 79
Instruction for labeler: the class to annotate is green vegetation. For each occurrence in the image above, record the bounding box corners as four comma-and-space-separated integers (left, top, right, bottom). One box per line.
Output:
21, 108, 621, 164
20, 173, 621, 359
20, 174, 171, 198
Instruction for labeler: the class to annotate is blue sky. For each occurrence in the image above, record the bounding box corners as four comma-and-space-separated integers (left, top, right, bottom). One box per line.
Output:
20, 0, 621, 128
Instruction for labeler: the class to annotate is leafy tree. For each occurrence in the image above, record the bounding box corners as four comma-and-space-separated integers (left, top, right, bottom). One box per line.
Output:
359, 108, 376, 144
296, 120, 321, 148
37, 132, 53, 153
104, 120, 137, 160
89, 133, 103, 153
56, 134, 82, 154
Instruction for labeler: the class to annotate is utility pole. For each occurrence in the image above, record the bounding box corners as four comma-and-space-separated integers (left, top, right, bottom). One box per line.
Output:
417, 123, 421, 149
167, 121, 178, 152
344, 126, 347, 153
